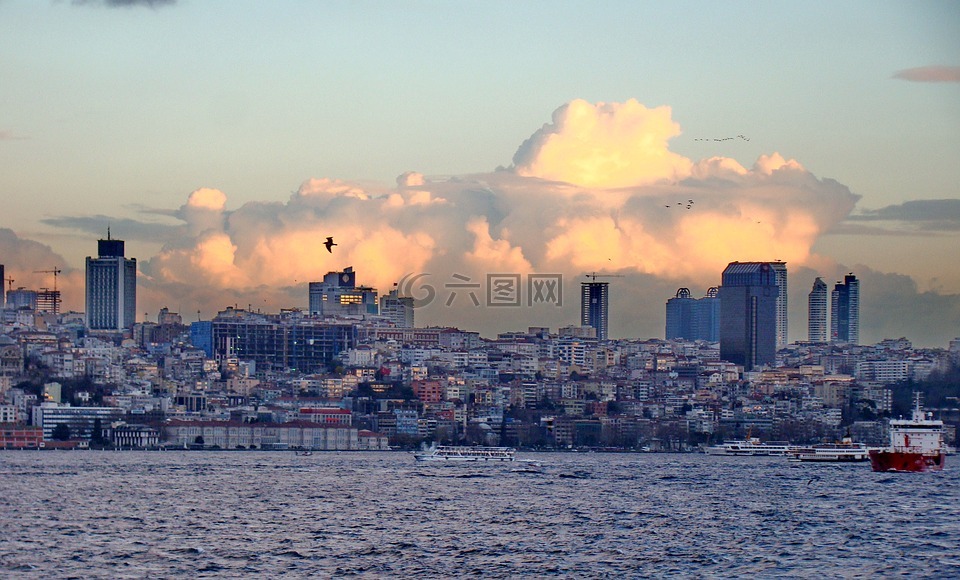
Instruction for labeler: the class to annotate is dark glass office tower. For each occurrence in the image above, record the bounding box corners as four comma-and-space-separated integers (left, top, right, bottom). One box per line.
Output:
720, 262, 780, 371
85, 231, 137, 330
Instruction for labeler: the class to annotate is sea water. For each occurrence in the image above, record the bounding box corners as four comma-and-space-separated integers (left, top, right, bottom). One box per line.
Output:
1, 451, 957, 578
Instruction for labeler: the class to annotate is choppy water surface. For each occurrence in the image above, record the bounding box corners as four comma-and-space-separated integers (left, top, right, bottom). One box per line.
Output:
1, 451, 957, 578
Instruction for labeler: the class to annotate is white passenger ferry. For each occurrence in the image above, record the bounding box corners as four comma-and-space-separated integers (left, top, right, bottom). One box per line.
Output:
413, 445, 517, 462
704, 438, 799, 457
790, 439, 876, 462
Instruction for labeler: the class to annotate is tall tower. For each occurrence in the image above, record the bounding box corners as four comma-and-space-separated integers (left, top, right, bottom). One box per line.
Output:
720, 262, 780, 371
85, 230, 137, 331
665, 288, 695, 340
808, 277, 828, 343
0, 264, 4, 308
831, 273, 860, 344
771, 261, 788, 348
580, 281, 609, 340
695, 287, 721, 342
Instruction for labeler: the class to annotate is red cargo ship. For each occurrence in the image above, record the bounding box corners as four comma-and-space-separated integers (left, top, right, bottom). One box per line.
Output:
869, 393, 945, 473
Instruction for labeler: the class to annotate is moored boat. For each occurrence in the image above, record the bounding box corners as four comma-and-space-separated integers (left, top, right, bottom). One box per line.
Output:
869, 393, 945, 473
414, 445, 516, 462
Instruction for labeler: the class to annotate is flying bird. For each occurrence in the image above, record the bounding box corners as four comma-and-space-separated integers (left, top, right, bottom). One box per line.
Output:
324, 237, 337, 253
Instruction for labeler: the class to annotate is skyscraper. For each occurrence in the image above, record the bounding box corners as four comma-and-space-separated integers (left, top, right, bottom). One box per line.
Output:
771, 261, 788, 349
85, 231, 137, 331
665, 287, 720, 342
831, 273, 860, 344
720, 262, 780, 371
665, 288, 695, 340
808, 277, 828, 343
0, 264, 4, 308
580, 281, 609, 340
695, 287, 721, 342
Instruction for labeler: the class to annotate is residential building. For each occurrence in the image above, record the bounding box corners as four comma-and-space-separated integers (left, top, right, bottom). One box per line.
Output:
379, 287, 414, 327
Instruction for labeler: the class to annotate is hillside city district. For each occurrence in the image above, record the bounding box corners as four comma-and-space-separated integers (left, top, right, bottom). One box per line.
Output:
1, 247, 959, 454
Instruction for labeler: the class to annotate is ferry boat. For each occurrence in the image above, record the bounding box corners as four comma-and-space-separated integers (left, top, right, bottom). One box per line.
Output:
413, 445, 517, 462
704, 438, 799, 457
790, 439, 876, 462
869, 393, 945, 473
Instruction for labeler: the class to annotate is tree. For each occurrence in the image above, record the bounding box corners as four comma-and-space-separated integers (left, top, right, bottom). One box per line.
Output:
51, 423, 71, 441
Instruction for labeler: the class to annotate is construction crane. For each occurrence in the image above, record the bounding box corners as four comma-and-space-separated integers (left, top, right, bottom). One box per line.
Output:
34, 268, 62, 291
584, 272, 625, 282
4, 277, 13, 292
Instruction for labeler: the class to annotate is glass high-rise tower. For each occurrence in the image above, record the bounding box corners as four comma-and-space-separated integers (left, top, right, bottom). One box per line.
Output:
719, 262, 780, 371
85, 231, 137, 331
808, 277, 828, 343
831, 273, 859, 344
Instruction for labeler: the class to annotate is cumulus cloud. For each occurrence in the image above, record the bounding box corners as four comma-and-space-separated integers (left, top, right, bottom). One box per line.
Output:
892, 66, 960, 83
120, 99, 867, 336
0, 228, 84, 312
512, 99, 692, 188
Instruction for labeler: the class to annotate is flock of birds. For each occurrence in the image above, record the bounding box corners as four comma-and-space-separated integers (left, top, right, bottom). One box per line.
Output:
694, 134, 750, 142
665, 199, 695, 209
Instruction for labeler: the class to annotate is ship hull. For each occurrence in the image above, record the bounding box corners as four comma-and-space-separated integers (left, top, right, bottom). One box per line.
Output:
868, 450, 945, 473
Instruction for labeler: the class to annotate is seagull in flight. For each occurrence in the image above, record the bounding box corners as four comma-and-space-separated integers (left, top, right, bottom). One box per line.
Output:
324, 237, 337, 253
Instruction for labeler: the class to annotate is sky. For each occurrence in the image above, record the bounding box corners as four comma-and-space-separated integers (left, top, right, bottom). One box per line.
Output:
1, 0, 959, 347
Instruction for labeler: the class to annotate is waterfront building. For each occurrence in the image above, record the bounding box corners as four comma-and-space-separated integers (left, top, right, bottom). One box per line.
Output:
85, 231, 137, 331
31, 402, 125, 441
808, 277, 828, 343
580, 282, 609, 340
831, 273, 860, 344
308, 266, 379, 317
719, 262, 780, 371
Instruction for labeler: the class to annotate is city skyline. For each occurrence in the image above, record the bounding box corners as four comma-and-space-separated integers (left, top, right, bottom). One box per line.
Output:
1, 2, 958, 347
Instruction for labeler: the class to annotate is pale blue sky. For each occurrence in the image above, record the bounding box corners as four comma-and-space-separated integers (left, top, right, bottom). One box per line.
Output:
1, 1, 959, 344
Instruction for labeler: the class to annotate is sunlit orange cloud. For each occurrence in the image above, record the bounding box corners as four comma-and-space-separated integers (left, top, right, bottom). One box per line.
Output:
465, 217, 532, 273
513, 99, 692, 188
136, 99, 860, 323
